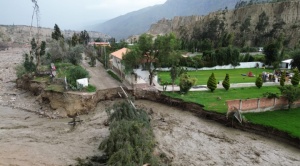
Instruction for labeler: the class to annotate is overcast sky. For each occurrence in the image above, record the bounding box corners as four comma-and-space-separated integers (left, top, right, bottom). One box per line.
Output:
0, 0, 167, 30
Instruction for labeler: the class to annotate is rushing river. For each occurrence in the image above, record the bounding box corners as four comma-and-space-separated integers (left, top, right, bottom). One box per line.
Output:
1, 99, 300, 166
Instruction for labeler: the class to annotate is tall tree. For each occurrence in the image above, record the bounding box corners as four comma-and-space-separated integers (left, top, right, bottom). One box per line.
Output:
122, 46, 141, 74
51, 24, 64, 40
79, 30, 90, 45
170, 66, 184, 92
264, 42, 280, 68
71, 33, 79, 46
138, 34, 157, 85
291, 50, 300, 70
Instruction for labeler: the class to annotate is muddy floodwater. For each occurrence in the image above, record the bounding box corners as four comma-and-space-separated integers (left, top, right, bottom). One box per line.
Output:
0, 100, 300, 166
0, 48, 300, 165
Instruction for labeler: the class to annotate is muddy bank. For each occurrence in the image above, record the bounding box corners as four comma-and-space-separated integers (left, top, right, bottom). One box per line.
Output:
137, 100, 300, 166
134, 90, 300, 149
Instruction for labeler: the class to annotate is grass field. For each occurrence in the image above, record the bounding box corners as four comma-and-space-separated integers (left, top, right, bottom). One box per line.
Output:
163, 86, 281, 114
244, 109, 300, 138
158, 68, 273, 85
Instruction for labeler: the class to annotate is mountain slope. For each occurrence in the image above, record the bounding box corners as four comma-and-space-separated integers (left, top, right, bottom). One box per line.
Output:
147, 0, 300, 48
92, 0, 240, 40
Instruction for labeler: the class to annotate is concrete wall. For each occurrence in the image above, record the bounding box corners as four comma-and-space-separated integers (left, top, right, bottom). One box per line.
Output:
157, 62, 264, 71
227, 97, 300, 113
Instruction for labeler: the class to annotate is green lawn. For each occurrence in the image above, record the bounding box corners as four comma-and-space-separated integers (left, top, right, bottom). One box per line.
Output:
163, 86, 281, 114
244, 109, 300, 138
158, 68, 273, 85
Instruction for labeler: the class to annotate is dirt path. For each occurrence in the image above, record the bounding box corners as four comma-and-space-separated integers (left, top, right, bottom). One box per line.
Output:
81, 54, 120, 90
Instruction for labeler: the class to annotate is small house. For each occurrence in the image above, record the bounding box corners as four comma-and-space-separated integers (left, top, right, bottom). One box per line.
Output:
110, 48, 129, 73
281, 59, 292, 69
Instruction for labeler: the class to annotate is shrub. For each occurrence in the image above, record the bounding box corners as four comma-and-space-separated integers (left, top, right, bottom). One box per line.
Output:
255, 74, 263, 88
47, 39, 68, 63
207, 73, 217, 92
23, 53, 36, 72
278, 85, 300, 109
15, 64, 27, 78
86, 84, 96, 92
179, 73, 197, 94
280, 71, 286, 86
263, 92, 280, 99
66, 66, 89, 87
222, 73, 230, 90
291, 68, 299, 86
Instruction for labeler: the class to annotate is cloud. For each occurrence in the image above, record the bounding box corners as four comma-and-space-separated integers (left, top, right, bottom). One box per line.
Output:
85, 0, 166, 13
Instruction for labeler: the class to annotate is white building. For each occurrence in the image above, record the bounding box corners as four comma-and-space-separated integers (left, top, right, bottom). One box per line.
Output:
281, 59, 292, 69
109, 48, 148, 88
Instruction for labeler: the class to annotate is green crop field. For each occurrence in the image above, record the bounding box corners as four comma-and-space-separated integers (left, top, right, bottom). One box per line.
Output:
158, 68, 273, 85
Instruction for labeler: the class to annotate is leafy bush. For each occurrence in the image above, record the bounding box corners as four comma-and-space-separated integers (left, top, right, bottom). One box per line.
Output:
222, 73, 230, 91
179, 73, 197, 94
15, 64, 27, 78
86, 84, 96, 92
66, 66, 89, 87
263, 92, 280, 99
207, 73, 217, 92
278, 85, 300, 109
47, 39, 68, 63
255, 74, 263, 89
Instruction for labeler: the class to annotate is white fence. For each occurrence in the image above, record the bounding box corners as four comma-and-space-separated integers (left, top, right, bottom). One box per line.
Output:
157, 62, 264, 71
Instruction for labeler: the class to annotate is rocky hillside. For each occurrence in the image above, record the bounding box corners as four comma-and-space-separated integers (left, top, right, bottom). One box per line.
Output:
0, 25, 110, 48
148, 0, 300, 48
92, 0, 240, 40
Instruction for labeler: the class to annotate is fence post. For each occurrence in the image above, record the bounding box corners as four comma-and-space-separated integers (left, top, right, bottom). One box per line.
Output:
257, 98, 260, 110
239, 99, 242, 111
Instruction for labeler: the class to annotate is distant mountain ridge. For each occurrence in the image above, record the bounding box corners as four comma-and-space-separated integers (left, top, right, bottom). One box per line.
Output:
92, 0, 241, 40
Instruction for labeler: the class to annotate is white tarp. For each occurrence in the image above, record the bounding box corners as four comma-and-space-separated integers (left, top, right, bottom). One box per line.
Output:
76, 78, 88, 88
